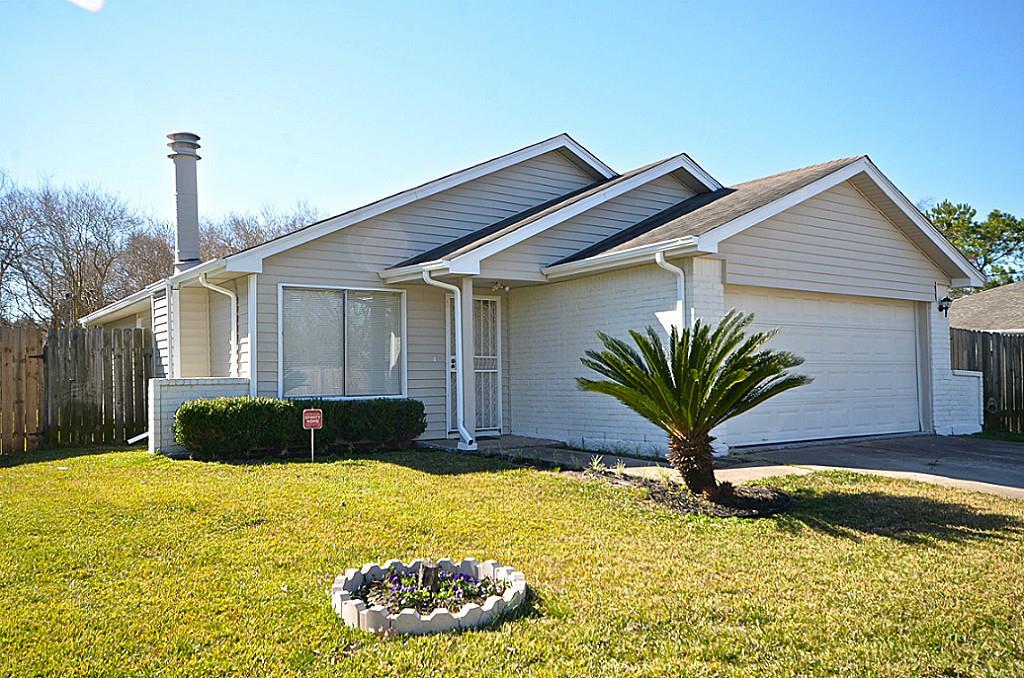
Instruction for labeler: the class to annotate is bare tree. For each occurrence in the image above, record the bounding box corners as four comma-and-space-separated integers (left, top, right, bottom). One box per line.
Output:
0, 173, 27, 322
9, 182, 145, 326
110, 221, 175, 297
0, 168, 320, 327
200, 202, 320, 260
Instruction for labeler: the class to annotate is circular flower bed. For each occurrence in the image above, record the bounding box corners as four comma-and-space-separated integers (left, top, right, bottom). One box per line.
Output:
330, 558, 527, 635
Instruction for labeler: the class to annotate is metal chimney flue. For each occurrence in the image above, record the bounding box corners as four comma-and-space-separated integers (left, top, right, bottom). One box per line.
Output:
167, 132, 201, 273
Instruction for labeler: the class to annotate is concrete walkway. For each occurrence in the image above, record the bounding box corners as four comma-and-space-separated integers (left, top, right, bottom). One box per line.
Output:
423, 434, 1024, 500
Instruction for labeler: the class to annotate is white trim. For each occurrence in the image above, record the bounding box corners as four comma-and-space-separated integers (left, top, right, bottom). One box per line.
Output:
169, 284, 181, 379
543, 239, 702, 280
422, 271, 475, 449
226, 135, 617, 271
275, 282, 408, 400
444, 294, 503, 435
247, 274, 258, 395
79, 283, 160, 326
859, 159, 984, 286
696, 157, 984, 286
197, 274, 238, 378
445, 154, 713, 271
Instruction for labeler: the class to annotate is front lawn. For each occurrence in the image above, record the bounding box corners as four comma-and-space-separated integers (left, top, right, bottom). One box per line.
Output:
1, 448, 1022, 676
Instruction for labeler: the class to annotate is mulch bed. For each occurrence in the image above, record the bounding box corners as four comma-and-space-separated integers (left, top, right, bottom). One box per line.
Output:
571, 470, 792, 518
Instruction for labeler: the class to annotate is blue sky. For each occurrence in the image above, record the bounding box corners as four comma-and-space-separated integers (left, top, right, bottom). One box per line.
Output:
3, 0, 1022, 223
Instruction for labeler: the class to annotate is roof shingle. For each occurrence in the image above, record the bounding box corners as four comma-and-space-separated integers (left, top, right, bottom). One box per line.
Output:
555, 155, 864, 265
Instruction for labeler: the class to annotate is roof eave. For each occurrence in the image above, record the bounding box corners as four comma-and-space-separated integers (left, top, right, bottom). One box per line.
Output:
542, 237, 704, 281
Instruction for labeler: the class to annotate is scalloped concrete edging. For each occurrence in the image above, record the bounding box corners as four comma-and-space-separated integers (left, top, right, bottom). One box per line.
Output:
329, 558, 528, 635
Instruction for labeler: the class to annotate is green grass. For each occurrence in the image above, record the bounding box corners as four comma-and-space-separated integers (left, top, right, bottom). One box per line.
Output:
975, 430, 1024, 443
1, 448, 1023, 676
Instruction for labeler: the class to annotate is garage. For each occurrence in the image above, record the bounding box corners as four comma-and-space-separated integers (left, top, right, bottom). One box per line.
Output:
725, 286, 922, 446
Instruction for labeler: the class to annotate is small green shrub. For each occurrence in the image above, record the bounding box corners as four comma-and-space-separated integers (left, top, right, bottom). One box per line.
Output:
173, 396, 427, 460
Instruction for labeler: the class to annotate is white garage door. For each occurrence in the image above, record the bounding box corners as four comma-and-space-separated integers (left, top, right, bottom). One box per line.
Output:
725, 286, 921, 446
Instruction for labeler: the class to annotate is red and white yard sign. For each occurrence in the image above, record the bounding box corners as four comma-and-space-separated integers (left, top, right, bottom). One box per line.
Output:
303, 408, 323, 430
303, 408, 323, 461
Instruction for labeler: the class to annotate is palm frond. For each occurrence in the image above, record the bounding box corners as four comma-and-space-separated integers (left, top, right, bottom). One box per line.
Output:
578, 309, 811, 439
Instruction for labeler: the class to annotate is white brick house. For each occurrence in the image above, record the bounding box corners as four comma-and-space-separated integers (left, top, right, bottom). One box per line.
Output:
83, 133, 985, 455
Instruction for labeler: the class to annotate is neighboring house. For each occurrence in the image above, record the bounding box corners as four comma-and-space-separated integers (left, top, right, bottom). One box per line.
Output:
82, 132, 986, 455
950, 280, 1024, 333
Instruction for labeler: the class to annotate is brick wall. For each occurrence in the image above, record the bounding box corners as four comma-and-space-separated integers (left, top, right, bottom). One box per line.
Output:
508, 263, 679, 456
926, 286, 983, 434
148, 378, 250, 454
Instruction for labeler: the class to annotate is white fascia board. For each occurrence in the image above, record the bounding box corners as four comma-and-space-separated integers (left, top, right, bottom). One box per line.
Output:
79, 282, 162, 326
697, 157, 985, 287
223, 134, 616, 271
698, 160, 869, 249
543, 238, 701, 280
859, 159, 986, 287
679, 154, 723, 191
379, 261, 450, 283
166, 259, 225, 286
448, 155, 706, 270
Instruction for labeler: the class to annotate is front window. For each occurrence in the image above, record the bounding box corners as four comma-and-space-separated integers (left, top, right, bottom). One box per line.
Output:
281, 287, 403, 398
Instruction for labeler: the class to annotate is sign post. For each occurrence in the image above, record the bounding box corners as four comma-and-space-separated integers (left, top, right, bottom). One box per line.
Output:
302, 408, 323, 462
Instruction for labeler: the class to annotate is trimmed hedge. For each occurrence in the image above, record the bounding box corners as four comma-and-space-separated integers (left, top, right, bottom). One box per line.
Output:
173, 396, 427, 460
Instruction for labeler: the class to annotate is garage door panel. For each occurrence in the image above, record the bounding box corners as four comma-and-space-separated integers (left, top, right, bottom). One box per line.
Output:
725, 286, 920, 446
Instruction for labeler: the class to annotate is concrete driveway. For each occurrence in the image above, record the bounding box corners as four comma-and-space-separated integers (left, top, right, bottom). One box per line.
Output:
720, 435, 1024, 499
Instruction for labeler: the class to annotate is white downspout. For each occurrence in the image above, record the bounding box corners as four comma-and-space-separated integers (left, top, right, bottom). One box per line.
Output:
198, 274, 238, 378
654, 251, 692, 330
421, 269, 476, 450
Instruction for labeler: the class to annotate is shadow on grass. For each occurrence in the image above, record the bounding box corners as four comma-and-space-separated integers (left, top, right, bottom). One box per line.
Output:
211, 447, 525, 476
0, 444, 140, 469
777, 486, 1024, 544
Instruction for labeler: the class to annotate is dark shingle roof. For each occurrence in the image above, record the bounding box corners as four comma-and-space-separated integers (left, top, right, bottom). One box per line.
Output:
555, 155, 865, 265
392, 153, 691, 268
950, 280, 1024, 331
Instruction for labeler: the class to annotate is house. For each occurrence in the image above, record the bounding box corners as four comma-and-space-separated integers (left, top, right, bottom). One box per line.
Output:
950, 280, 1024, 333
82, 132, 986, 455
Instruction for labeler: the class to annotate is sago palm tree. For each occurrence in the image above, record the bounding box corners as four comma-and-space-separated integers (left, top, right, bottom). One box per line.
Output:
577, 310, 811, 501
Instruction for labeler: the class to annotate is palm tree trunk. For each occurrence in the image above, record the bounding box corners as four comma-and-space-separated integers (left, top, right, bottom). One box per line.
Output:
666, 434, 720, 499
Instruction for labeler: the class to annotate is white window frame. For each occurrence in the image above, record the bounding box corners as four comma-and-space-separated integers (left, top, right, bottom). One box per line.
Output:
276, 282, 408, 400
444, 293, 503, 436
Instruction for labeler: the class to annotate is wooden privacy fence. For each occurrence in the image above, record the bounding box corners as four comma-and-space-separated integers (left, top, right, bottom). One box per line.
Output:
951, 328, 1024, 433
0, 327, 152, 453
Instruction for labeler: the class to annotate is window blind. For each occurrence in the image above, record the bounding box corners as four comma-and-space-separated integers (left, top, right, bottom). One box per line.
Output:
345, 290, 403, 396
281, 287, 403, 398
281, 288, 345, 397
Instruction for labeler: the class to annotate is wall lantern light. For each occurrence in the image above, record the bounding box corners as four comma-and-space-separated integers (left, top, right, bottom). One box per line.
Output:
937, 296, 952, 317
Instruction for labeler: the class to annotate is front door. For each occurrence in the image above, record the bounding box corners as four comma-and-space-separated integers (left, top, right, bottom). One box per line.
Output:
447, 296, 501, 435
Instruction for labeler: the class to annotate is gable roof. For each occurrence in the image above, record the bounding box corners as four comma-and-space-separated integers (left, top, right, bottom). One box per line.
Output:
545, 155, 985, 287
380, 151, 721, 280
395, 181, 605, 267
555, 156, 862, 264
215, 133, 617, 274
950, 281, 1024, 331
390, 152, 715, 269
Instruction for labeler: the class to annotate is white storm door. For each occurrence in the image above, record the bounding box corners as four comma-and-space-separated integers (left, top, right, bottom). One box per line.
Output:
446, 296, 502, 435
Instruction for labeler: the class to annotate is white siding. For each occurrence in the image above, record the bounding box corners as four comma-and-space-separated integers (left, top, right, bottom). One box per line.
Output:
508, 264, 679, 455
102, 310, 152, 331
151, 290, 169, 378
178, 287, 210, 377
206, 277, 247, 378
719, 181, 947, 301
254, 150, 595, 437
480, 175, 695, 279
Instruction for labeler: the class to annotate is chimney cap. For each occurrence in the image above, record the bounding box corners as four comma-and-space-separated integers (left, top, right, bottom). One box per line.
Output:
167, 131, 201, 159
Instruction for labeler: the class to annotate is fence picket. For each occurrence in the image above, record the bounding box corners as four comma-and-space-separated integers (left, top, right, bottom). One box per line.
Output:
0, 327, 152, 454
951, 328, 1024, 433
